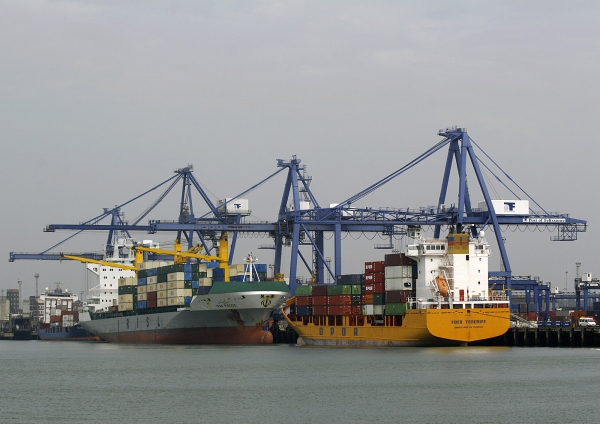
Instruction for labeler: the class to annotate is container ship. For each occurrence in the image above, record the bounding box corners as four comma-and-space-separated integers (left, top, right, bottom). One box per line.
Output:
37, 284, 101, 341
283, 231, 510, 346
76, 243, 290, 344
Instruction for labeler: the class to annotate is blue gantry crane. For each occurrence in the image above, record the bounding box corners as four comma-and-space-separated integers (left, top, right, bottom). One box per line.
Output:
11, 128, 586, 303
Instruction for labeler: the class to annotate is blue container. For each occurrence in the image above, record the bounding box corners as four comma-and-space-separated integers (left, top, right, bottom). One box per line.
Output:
255, 264, 267, 273
137, 301, 147, 309
213, 268, 225, 277
183, 271, 192, 280
137, 277, 147, 286
192, 280, 200, 289
184, 296, 192, 306
146, 268, 158, 277
207, 262, 219, 269
198, 287, 211, 295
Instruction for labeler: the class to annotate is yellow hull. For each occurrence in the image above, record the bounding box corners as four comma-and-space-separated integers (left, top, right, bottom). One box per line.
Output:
283, 308, 510, 347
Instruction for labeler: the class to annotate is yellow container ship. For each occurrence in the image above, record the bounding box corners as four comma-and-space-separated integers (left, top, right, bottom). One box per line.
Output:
283, 231, 510, 346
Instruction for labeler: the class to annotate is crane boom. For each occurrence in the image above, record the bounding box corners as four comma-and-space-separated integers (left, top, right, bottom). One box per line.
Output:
61, 254, 139, 272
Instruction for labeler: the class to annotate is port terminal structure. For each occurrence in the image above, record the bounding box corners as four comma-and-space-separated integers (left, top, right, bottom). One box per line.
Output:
10, 127, 587, 306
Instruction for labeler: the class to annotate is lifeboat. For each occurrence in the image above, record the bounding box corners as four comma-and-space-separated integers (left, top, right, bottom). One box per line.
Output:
435, 274, 450, 297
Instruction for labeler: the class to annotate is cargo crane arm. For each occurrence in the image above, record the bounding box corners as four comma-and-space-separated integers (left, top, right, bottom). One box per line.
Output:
60, 254, 139, 272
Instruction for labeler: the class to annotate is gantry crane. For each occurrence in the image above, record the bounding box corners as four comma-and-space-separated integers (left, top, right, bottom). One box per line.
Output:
10, 128, 586, 301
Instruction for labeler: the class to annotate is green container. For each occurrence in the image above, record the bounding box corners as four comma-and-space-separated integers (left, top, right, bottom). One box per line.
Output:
385, 302, 407, 315
327, 285, 344, 295
373, 294, 385, 305
184, 280, 193, 289
118, 286, 134, 295
296, 285, 313, 296
157, 273, 168, 283
138, 269, 148, 278
157, 266, 169, 276
341, 285, 352, 295
351, 285, 362, 295
192, 271, 208, 280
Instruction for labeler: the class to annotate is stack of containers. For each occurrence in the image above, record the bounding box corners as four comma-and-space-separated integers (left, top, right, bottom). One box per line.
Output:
118, 277, 138, 311
166, 264, 193, 306
335, 274, 363, 315
137, 262, 212, 310
364, 261, 385, 315
295, 285, 313, 316
383, 253, 414, 316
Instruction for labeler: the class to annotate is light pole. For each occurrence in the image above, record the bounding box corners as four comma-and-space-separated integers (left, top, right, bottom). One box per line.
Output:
34, 273, 40, 298
565, 271, 568, 292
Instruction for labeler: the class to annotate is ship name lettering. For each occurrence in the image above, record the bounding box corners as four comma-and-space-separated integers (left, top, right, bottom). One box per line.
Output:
465, 320, 486, 324
451, 320, 463, 325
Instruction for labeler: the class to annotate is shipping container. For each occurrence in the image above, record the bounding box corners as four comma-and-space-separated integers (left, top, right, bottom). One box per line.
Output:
147, 283, 157, 292
157, 290, 168, 299
137, 285, 147, 294
364, 261, 385, 273
138, 293, 148, 301
119, 294, 134, 304
312, 305, 328, 316
328, 305, 352, 316
137, 301, 147, 309
312, 295, 327, 306
167, 280, 186, 290
167, 297, 186, 307
328, 295, 352, 306
118, 302, 134, 311
351, 285, 362, 295
157, 273, 168, 283
168, 288, 192, 298
364, 273, 385, 283
147, 299, 157, 309
373, 294, 385, 305
296, 306, 313, 316
312, 286, 328, 296
296, 296, 312, 306
337, 274, 363, 285
137, 277, 147, 286
198, 278, 213, 287
148, 276, 157, 285
362, 294, 374, 304
147, 291, 157, 301
385, 303, 407, 315
296, 285, 313, 296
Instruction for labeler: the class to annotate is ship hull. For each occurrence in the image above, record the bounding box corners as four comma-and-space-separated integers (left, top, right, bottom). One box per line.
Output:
80, 288, 289, 344
38, 324, 102, 342
284, 308, 510, 347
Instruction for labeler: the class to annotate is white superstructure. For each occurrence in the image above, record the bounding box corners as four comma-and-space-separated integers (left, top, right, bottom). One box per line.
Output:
84, 238, 138, 312
406, 232, 490, 303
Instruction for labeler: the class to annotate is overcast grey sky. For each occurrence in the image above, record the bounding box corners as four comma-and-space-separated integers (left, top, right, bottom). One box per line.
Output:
1, 1, 599, 298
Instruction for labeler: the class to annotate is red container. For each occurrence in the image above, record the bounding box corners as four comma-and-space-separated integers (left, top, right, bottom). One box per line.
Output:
327, 295, 352, 305
373, 283, 385, 294
385, 253, 413, 266
296, 296, 312, 306
527, 311, 538, 321
385, 290, 403, 303
147, 291, 158, 301
328, 305, 352, 316
364, 284, 375, 294
147, 299, 157, 308
312, 295, 327, 306
313, 305, 328, 316
312, 286, 328, 296
351, 305, 362, 315
364, 273, 384, 283
364, 261, 385, 273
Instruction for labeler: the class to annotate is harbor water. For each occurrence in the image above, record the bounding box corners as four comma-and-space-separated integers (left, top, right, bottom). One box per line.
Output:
2, 341, 600, 424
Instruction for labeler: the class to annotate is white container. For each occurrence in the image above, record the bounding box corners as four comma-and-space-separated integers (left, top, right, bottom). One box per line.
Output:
199, 278, 213, 287
168, 288, 191, 298
138, 293, 148, 301
157, 290, 168, 299
167, 272, 185, 282
157, 299, 168, 307
363, 305, 374, 315
373, 305, 384, 315
137, 285, 147, 294
167, 280, 185, 290
157, 283, 167, 291
148, 276, 157, 285
385, 278, 404, 291
168, 297, 185, 306
119, 294, 133, 304
118, 302, 134, 311
147, 283, 157, 292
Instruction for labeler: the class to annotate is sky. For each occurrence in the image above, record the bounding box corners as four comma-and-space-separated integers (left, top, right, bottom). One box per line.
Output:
1, 1, 599, 299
